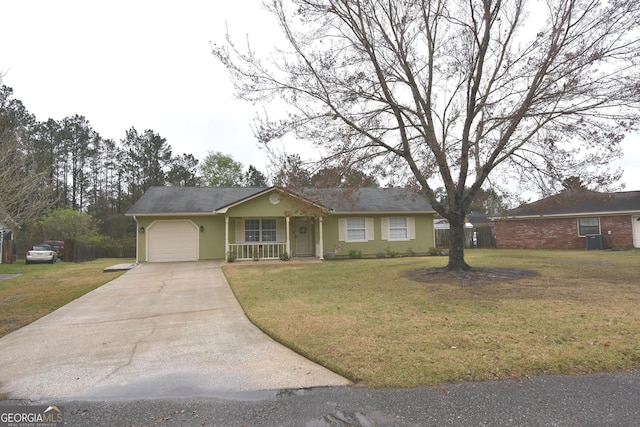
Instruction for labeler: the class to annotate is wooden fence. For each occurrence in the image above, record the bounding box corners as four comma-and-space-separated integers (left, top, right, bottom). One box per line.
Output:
474, 226, 496, 248
2, 240, 16, 264
64, 241, 135, 262
64, 240, 96, 263
95, 245, 136, 258
435, 225, 496, 249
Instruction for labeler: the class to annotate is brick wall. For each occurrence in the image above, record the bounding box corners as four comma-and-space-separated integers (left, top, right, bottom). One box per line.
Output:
495, 215, 634, 249
600, 215, 634, 249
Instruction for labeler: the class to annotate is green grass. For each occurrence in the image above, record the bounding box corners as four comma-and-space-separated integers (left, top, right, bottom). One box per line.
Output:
224, 249, 640, 387
0, 259, 133, 337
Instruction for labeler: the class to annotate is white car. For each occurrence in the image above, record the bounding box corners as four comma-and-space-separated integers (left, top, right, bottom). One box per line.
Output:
26, 245, 58, 264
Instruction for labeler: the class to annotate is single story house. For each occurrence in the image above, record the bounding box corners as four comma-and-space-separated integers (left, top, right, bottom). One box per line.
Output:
494, 189, 640, 249
126, 186, 436, 262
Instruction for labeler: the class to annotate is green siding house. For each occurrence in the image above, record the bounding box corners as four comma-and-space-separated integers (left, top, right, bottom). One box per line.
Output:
126, 186, 435, 262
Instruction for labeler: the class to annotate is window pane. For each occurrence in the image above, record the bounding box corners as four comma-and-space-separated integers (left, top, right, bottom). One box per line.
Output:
578, 217, 600, 236
347, 229, 366, 241
390, 228, 407, 239
389, 217, 408, 240
261, 219, 277, 242
347, 217, 366, 241
389, 217, 407, 228
347, 217, 365, 228
245, 219, 260, 242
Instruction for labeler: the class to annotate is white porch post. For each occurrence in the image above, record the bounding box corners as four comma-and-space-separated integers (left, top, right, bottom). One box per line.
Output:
133, 215, 140, 264
319, 216, 324, 260
286, 216, 291, 256
225, 216, 229, 260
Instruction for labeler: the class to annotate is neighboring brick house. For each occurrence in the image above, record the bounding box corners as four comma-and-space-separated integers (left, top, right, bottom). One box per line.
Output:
494, 190, 640, 250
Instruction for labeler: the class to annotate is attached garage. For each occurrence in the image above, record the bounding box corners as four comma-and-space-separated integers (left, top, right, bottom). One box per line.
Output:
147, 220, 199, 262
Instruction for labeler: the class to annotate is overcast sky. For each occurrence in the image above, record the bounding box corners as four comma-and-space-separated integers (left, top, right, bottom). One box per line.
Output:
1, 1, 638, 193
1, 1, 279, 170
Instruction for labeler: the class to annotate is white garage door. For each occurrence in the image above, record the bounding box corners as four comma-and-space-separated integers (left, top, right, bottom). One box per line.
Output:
633, 216, 640, 249
147, 220, 198, 262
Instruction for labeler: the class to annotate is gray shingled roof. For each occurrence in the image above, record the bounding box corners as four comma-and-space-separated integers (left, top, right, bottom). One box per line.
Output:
126, 186, 434, 215
294, 187, 434, 213
501, 190, 640, 218
126, 187, 268, 215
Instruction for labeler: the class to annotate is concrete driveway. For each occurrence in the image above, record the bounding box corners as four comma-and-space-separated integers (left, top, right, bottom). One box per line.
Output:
0, 261, 351, 401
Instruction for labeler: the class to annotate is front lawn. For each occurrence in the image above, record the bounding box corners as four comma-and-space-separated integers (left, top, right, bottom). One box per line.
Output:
224, 249, 640, 387
0, 259, 133, 337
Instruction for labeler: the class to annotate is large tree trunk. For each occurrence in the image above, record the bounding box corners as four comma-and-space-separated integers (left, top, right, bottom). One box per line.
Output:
446, 214, 471, 272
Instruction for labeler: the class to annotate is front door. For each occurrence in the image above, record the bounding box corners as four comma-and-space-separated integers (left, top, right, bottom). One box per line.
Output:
295, 220, 313, 256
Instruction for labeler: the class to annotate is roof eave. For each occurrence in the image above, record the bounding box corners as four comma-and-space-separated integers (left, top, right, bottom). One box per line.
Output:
215, 186, 332, 214
495, 209, 640, 220
214, 187, 275, 213
273, 187, 333, 212
332, 210, 436, 215
126, 212, 216, 217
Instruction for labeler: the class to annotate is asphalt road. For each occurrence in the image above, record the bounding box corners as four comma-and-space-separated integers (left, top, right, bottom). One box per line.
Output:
2, 369, 639, 426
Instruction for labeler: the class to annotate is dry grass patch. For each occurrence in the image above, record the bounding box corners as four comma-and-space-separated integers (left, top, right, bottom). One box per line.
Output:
224, 250, 640, 387
0, 259, 132, 337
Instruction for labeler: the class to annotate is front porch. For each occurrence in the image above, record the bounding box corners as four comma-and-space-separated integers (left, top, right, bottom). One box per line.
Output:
228, 243, 288, 260
224, 216, 324, 261
223, 253, 324, 265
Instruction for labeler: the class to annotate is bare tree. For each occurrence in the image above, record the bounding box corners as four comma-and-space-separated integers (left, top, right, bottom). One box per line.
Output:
0, 83, 52, 229
0, 137, 52, 230
214, 0, 640, 270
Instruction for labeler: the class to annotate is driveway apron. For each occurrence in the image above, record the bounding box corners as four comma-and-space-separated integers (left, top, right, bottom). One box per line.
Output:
0, 262, 351, 400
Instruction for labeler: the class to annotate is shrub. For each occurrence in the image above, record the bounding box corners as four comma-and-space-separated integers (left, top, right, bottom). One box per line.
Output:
348, 250, 362, 259
385, 247, 400, 258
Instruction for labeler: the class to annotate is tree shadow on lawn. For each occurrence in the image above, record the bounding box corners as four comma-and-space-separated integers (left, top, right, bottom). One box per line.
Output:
404, 267, 540, 286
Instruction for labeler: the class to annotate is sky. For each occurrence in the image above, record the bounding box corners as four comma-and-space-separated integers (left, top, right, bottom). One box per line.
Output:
1, 0, 280, 171
1, 1, 639, 194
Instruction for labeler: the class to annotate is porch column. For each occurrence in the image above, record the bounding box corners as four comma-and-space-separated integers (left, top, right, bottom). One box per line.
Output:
225, 216, 229, 260
286, 216, 291, 256
319, 216, 324, 260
